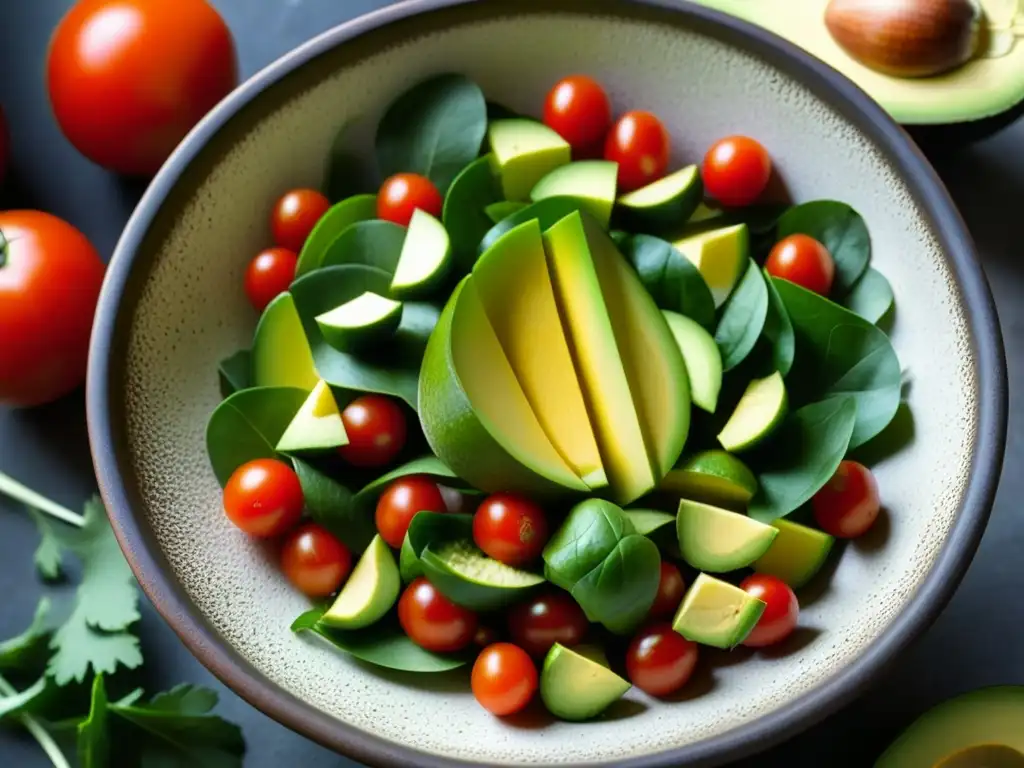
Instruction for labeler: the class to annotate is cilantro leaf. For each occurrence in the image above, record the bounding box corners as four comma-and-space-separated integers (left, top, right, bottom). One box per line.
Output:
0, 598, 53, 672
48, 609, 142, 685
78, 675, 110, 768
27, 508, 65, 580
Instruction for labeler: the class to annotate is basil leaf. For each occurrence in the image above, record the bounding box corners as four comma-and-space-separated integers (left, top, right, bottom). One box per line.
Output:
217, 349, 252, 399
295, 195, 378, 278
376, 73, 487, 194
570, 535, 660, 634
715, 259, 769, 371
620, 234, 715, 330
776, 200, 870, 296
484, 201, 527, 224
321, 220, 406, 274
842, 267, 894, 326
291, 458, 376, 554
478, 196, 590, 255
444, 156, 501, 273
543, 499, 632, 589
762, 268, 795, 376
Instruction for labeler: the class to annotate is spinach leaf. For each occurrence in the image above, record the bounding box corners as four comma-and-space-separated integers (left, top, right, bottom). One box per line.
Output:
217, 349, 252, 398
320, 220, 406, 275
620, 234, 715, 330
484, 201, 526, 224
478, 196, 589, 254
205, 387, 307, 485
571, 535, 660, 634
400, 512, 473, 582
295, 194, 378, 277
376, 73, 487, 194
761, 268, 795, 376
776, 200, 870, 296
291, 458, 376, 554
715, 259, 769, 371
748, 396, 857, 522
842, 267, 894, 326
443, 156, 501, 273
773, 277, 901, 448
543, 499, 632, 589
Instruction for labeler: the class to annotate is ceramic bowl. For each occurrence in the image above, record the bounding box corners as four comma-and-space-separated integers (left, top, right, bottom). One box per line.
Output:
86, 1, 1007, 766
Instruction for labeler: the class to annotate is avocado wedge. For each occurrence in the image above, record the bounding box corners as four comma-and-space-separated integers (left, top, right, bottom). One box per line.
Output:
275, 379, 348, 453
390, 209, 451, 299
753, 519, 835, 589
540, 643, 631, 722
531, 160, 619, 228
661, 450, 758, 508
488, 119, 570, 201
672, 573, 766, 649
616, 165, 702, 231
676, 499, 778, 572
321, 535, 400, 630
717, 371, 788, 453
315, 292, 403, 352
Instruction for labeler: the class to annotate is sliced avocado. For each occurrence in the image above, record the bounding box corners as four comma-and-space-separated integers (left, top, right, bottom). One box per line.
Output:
540, 642, 631, 722
718, 371, 788, 453
753, 519, 835, 589
672, 572, 766, 649
484, 201, 527, 224
252, 292, 319, 391
321, 535, 400, 630
616, 165, 702, 231
677, 499, 778, 572
275, 379, 348, 452
673, 224, 749, 308
662, 310, 722, 413
530, 160, 618, 228
876, 687, 1024, 768
661, 450, 758, 508
390, 209, 451, 299
488, 119, 571, 201
315, 291, 403, 352
472, 219, 606, 489
420, 539, 545, 611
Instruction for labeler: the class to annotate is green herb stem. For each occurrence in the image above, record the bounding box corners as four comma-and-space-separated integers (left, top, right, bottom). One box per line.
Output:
0, 673, 72, 768
0, 473, 85, 528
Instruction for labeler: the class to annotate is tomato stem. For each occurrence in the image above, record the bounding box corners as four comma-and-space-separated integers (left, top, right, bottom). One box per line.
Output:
0, 473, 85, 528
0, 673, 72, 768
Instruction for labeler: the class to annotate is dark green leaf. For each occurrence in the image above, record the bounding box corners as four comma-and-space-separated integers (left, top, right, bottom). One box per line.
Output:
570, 535, 660, 634
324, 122, 375, 203
78, 675, 110, 768
443, 156, 501, 272
205, 387, 307, 486
0, 598, 54, 672
291, 458, 374, 554
478, 196, 590, 255
217, 349, 252, 399
842, 267, 894, 325
484, 201, 526, 224
543, 499, 632, 589
320, 220, 406, 275
715, 259, 769, 371
27, 508, 64, 580
776, 200, 870, 295
620, 234, 715, 330
295, 195, 378, 277
748, 396, 858, 522
376, 73, 487, 194
761, 268, 796, 376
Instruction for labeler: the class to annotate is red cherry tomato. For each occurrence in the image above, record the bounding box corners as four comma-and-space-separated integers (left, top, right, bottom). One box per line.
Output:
740, 574, 800, 648
281, 522, 352, 598
625, 623, 699, 697
271, 189, 330, 252
376, 173, 443, 227
0, 211, 105, 408
507, 591, 589, 658
543, 75, 612, 157
648, 562, 686, 620
812, 460, 881, 539
702, 135, 773, 208
766, 234, 836, 296
603, 110, 670, 193
472, 643, 538, 716
244, 247, 297, 312
398, 577, 477, 653
47, 0, 237, 176
472, 493, 549, 567
223, 458, 304, 538
337, 394, 408, 468
375, 475, 447, 549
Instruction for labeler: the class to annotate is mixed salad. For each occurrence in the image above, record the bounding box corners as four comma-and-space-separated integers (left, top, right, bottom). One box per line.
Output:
207, 72, 902, 721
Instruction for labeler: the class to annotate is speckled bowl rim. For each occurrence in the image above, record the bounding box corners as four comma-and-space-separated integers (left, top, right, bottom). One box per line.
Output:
86, 1, 1007, 766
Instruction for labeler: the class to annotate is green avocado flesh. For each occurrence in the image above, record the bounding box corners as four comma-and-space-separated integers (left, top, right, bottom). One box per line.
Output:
661, 450, 757, 508
488, 119, 570, 201
390, 209, 451, 299
662, 310, 722, 413
530, 160, 619, 228
753, 519, 835, 588
252, 292, 318, 391
315, 291, 403, 351
672, 572, 766, 649
321, 535, 400, 630
616, 164, 702, 230
876, 687, 1024, 768
718, 371, 788, 453
673, 224, 749, 308
420, 539, 544, 611
540, 643, 631, 722
275, 379, 348, 452
677, 499, 778, 572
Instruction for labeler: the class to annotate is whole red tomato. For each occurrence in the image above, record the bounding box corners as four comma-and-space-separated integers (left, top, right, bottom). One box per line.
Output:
47, 0, 238, 176
0, 211, 105, 407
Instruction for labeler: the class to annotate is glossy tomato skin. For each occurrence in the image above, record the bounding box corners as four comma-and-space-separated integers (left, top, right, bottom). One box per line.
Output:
337, 394, 408, 468
271, 189, 330, 252
472, 643, 538, 716
604, 110, 670, 192
507, 591, 589, 658
766, 234, 835, 296
648, 562, 686, 620
47, 0, 237, 176
625, 623, 699, 697
543, 75, 612, 157
0, 211, 105, 407
375, 475, 447, 549
281, 523, 352, 598
702, 136, 772, 208
376, 173, 443, 227
398, 577, 477, 653
740, 574, 799, 648
244, 247, 297, 312
812, 460, 881, 538
472, 493, 549, 566
223, 458, 304, 538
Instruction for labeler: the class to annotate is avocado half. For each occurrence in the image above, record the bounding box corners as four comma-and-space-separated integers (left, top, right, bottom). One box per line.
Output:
692, 0, 1024, 147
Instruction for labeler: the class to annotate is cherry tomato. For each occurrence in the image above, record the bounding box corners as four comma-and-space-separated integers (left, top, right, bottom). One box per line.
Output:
625, 623, 699, 697
47, 0, 237, 176
702, 135, 772, 208
472, 493, 549, 567
337, 394, 408, 468
648, 562, 686, 620
812, 460, 881, 539
376, 173, 443, 227
766, 234, 835, 296
471, 643, 538, 716
0, 211, 105, 408
398, 577, 477, 653
603, 110, 670, 193
375, 475, 447, 549
543, 75, 612, 157
280, 522, 352, 598
270, 188, 330, 252
244, 247, 297, 312
740, 574, 800, 648
507, 591, 588, 658
223, 458, 304, 538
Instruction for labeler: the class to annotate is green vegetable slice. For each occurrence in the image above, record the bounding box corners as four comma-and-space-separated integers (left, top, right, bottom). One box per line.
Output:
320, 220, 406, 274
621, 234, 715, 330
400, 511, 474, 583
842, 267, 894, 326
484, 201, 526, 224
478, 196, 589, 254
776, 200, 870, 296
296, 194, 378, 277
443, 155, 501, 272
715, 259, 769, 371
217, 349, 252, 398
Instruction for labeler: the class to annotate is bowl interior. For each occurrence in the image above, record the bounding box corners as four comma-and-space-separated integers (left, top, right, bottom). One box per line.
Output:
103, 2, 979, 765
